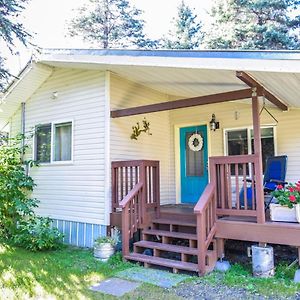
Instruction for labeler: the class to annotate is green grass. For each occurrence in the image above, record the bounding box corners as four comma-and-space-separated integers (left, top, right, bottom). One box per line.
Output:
1, 241, 300, 299
0, 242, 181, 299
204, 262, 300, 297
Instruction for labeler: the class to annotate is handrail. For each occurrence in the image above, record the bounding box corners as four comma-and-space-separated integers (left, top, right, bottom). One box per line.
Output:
194, 182, 217, 275
119, 182, 143, 208
210, 154, 258, 164
194, 182, 215, 214
121, 182, 144, 256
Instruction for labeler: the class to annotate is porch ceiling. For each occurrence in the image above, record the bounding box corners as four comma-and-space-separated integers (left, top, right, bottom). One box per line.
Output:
39, 62, 298, 109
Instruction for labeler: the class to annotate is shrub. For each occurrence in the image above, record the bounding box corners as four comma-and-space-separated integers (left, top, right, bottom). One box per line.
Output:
0, 135, 38, 237
0, 135, 64, 251
13, 217, 64, 251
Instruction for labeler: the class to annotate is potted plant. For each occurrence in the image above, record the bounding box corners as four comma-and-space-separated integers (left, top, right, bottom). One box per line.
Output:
93, 236, 117, 261
270, 181, 300, 223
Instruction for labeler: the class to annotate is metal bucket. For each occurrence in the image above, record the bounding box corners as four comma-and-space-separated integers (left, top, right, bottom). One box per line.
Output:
248, 245, 274, 277
94, 243, 115, 261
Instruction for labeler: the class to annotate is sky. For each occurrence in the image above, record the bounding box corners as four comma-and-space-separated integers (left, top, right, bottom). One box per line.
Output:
6, 0, 213, 74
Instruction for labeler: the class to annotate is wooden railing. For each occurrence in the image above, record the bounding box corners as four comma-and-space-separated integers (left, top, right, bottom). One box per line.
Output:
194, 182, 217, 275
111, 160, 160, 255
210, 154, 264, 221
112, 160, 160, 215
119, 182, 143, 256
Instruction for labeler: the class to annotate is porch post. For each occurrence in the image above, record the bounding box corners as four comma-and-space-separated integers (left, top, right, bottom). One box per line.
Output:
251, 88, 265, 224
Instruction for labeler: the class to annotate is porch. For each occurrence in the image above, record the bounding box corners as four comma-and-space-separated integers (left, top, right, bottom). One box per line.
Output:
108, 62, 300, 275
110, 158, 300, 276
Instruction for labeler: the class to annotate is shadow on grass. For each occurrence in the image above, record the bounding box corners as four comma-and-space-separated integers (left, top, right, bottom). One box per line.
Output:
0, 242, 132, 299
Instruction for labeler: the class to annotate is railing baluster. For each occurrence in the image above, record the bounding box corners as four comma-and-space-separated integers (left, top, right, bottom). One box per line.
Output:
220, 164, 225, 209
235, 163, 240, 210
227, 163, 232, 209
251, 162, 256, 210
243, 163, 248, 210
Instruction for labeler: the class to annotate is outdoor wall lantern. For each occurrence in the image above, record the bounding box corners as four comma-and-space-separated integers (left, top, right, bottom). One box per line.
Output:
209, 114, 220, 131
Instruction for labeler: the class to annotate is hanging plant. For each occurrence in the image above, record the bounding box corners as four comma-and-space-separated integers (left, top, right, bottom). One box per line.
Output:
130, 118, 152, 140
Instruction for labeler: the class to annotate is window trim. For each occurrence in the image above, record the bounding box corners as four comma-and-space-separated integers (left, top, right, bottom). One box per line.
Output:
34, 119, 74, 165
223, 125, 277, 156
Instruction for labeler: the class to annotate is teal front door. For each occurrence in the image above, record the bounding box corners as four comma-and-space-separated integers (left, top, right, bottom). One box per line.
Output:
180, 125, 208, 203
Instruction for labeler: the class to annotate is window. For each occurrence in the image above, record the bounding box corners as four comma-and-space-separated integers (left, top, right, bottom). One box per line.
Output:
54, 122, 72, 161
225, 126, 275, 172
35, 121, 73, 163
35, 124, 51, 163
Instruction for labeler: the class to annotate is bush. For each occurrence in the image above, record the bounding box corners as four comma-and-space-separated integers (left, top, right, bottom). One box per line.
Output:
0, 135, 64, 251
0, 135, 38, 237
13, 217, 64, 251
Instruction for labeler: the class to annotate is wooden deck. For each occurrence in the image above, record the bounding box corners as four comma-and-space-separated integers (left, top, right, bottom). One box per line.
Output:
110, 160, 300, 275
160, 204, 300, 247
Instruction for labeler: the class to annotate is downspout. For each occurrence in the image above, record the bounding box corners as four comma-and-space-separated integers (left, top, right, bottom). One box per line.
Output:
21, 102, 28, 175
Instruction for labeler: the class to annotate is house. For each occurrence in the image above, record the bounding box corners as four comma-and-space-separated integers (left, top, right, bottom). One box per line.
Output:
2, 49, 300, 275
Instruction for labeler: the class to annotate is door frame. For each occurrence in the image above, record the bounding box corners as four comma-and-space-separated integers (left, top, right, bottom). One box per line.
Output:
174, 121, 212, 204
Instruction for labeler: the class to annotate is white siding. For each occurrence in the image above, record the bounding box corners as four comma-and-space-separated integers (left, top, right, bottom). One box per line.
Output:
110, 74, 173, 204
11, 68, 107, 225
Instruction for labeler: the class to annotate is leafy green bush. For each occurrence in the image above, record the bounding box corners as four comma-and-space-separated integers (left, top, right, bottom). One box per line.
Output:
13, 217, 64, 251
0, 135, 64, 251
0, 135, 38, 237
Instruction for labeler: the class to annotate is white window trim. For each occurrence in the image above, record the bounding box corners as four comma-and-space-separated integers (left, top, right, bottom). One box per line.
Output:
33, 119, 74, 165
223, 125, 277, 156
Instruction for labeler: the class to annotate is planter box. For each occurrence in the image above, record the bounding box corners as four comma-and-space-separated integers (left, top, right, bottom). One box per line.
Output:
270, 203, 300, 223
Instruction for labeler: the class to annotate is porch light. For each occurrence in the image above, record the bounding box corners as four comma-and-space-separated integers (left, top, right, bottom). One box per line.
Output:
210, 114, 220, 131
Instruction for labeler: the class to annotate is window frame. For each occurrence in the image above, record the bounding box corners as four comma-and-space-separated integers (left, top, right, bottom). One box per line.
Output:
34, 119, 74, 165
223, 125, 277, 157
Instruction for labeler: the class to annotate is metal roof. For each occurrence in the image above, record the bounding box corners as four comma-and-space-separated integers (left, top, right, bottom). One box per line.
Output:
41, 48, 300, 60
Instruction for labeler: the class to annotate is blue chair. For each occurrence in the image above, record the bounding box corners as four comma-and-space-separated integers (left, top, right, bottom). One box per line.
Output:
239, 155, 288, 209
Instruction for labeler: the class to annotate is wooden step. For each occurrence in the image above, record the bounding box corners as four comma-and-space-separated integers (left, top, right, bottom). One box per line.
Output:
152, 218, 196, 227
134, 240, 198, 255
143, 229, 197, 240
124, 253, 199, 272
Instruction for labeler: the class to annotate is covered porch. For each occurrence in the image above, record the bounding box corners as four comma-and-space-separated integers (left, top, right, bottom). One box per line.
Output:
108, 54, 300, 275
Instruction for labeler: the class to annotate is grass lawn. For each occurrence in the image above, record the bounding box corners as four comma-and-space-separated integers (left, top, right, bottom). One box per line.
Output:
1, 241, 300, 299
0, 242, 180, 299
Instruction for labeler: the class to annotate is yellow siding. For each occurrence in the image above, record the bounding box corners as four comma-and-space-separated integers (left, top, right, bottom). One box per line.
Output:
10, 68, 107, 224
110, 74, 173, 204
170, 102, 300, 202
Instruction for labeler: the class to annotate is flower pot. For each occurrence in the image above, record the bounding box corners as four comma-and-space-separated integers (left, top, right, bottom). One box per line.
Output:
93, 243, 115, 261
270, 203, 300, 223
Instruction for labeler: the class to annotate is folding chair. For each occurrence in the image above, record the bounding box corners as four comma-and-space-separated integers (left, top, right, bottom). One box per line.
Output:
239, 155, 288, 209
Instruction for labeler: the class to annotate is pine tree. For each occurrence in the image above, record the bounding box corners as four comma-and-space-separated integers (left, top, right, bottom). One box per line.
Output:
161, 1, 203, 49
68, 0, 157, 49
206, 0, 300, 50
0, 0, 31, 90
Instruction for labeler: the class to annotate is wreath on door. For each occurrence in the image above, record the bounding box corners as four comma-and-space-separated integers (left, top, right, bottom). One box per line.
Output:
188, 133, 203, 152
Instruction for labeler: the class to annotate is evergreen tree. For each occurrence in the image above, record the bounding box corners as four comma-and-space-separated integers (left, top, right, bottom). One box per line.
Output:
205, 0, 300, 50
161, 1, 203, 49
0, 0, 31, 90
68, 0, 157, 49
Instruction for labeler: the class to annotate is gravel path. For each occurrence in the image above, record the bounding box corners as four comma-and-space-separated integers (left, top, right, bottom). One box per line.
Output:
172, 279, 300, 300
